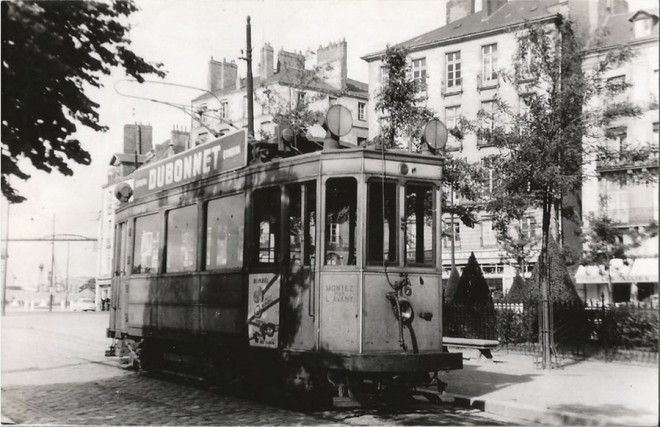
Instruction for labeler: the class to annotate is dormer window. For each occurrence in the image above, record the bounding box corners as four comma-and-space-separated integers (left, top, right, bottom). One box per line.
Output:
630, 11, 658, 39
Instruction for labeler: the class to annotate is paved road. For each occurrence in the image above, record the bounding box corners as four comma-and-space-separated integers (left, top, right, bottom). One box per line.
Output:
2, 312, 523, 425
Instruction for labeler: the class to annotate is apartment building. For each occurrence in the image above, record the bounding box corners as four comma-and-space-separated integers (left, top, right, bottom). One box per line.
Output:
363, 0, 565, 295
190, 40, 368, 147
576, 7, 659, 304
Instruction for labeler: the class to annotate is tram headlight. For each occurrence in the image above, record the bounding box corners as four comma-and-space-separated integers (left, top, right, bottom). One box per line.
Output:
397, 299, 415, 325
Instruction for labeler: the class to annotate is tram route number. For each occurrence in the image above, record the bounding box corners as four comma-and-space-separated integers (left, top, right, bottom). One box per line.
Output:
325, 284, 355, 303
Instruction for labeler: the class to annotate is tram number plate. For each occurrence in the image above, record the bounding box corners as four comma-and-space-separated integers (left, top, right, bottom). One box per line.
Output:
247, 273, 280, 348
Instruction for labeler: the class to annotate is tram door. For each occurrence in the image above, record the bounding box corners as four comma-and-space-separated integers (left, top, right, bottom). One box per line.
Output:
283, 182, 317, 350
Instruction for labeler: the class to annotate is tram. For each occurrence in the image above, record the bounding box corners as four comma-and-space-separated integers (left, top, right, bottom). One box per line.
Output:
107, 108, 462, 403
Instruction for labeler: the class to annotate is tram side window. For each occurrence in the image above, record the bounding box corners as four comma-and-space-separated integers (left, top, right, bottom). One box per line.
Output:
405, 184, 435, 265
253, 187, 281, 264
288, 182, 316, 266
206, 194, 244, 269
114, 222, 127, 275
133, 214, 161, 274
325, 178, 357, 266
367, 180, 398, 264
166, 205, 198, 273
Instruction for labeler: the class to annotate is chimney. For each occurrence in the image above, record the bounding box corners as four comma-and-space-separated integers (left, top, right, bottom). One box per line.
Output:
484, 0, 506, 18
276, 49, 306, 73
316, 39, 348, 90
447, 0, 475, 24
207, 58, 239, 92
169, 126, 189, 153
123, 123, 153, 155
259, 43, 274, 79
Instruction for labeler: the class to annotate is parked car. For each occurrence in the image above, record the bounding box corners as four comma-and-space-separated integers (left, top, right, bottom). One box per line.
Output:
71, 298, 96, 312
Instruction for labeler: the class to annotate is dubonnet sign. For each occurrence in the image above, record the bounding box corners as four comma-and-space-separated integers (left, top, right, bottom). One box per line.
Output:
133, 129, 248, 197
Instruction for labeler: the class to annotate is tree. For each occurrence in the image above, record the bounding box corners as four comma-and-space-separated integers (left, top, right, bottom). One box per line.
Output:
444, 266, 461, 304
2, 1, 164, 203
504, 272, 527, 303
472, 19, 651, 366
527, 237, 581, 304
374, 45, 434, 150
453, 252, 493, 305
255, 49, 328, 146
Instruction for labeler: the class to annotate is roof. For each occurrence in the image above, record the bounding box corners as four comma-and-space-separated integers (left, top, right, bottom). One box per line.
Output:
192, 67, 368, 103
110, 153, 149, 166
362, 0, 561, 61
589, 8, 659, 49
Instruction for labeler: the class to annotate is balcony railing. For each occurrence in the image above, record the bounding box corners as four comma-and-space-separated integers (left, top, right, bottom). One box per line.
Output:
477, 73, 499, 92
604, 207, 658, 225
441, 80, 463, 97
596, 153, 659, 172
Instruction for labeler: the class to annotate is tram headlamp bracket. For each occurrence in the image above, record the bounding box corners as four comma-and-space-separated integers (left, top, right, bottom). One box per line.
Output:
386, 293, 415, 326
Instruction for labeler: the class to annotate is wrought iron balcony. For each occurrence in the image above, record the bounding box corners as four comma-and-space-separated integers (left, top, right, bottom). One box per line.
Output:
604, 207, 658, 225
477, 73, 499, 92
441, 80, 463, 97
596, 153, 659, 172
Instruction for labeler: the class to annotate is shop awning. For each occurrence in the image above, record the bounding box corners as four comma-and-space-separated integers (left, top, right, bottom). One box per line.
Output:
575, 257, 658, 284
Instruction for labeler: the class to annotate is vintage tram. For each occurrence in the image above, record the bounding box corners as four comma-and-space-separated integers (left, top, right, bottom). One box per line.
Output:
107, 119, 462, 403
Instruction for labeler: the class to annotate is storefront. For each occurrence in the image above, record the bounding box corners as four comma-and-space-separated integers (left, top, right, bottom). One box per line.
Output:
575, 257, 658, 304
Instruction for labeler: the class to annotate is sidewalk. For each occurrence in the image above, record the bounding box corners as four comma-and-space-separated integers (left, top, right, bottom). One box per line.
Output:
437, 350, 658, 426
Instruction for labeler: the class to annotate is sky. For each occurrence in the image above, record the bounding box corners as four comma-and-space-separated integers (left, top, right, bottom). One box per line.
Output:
4, 0, 453, 289
3, 0, 656, 290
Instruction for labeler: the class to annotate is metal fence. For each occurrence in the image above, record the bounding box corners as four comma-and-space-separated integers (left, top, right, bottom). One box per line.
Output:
444, 300, 658, 362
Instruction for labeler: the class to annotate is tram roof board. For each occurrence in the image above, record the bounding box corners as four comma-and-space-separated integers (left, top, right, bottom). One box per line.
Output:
133, 130, 248, 198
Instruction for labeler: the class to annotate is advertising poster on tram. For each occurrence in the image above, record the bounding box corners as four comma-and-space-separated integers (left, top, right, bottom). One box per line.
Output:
247, 273, 280, 348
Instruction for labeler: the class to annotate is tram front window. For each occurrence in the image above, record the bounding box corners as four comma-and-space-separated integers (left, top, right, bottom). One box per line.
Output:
288, 182, 316, 266
254, 187, 280, 265
325, 178, 356, 266
133, 214, 160, 274
367, 180, 397, 264
166, 205, 198, 272
405, 184, 435, 265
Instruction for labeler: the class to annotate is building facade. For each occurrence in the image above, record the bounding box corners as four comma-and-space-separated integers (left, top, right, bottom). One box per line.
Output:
363, 0, 567, 296
577, 7, 659, 304
190, 41, 369, 147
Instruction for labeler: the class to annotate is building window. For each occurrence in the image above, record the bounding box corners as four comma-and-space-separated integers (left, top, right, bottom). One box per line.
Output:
520, 217, 536, 239
606, 127, 627, 158
329, 96, 337, 106
443, 220, 460, 249
479, 100, 496, 146
481, 218, 497, 247
358, 102, 366, 121
518, 38, 534, 80
481, 157, 497, 195
220, 101, 229, 119
297, 91, 305, 106
166, 205, 198, 273
445, 105, 460, 148
634, 17, 654, 39
412, 57, 427, 93
446, 51, 462, 89
481, 43, 498, 86
199, 103, 209, 124
380, 66, 389, 84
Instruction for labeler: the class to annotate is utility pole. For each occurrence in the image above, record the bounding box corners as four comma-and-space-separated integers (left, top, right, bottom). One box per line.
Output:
49, 214, 55, 312
2, 200, 9, 316
246, 15, 254, 137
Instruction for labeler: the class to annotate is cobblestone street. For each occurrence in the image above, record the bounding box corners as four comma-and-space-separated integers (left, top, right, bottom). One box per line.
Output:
1, 312, 520, 425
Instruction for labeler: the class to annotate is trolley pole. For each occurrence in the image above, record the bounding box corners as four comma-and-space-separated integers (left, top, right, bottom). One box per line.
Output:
246, 16, 255, 138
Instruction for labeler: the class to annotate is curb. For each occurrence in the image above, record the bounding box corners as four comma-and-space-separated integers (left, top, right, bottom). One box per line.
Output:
448, 393, 624, 426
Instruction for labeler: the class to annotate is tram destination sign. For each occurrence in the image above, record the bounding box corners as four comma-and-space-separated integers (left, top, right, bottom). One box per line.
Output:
133, 129, 248, 197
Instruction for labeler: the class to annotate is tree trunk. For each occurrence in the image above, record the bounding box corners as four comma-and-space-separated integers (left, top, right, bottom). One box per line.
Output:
540, 197, 553, 369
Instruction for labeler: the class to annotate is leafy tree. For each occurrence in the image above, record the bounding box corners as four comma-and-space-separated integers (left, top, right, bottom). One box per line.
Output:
255, 50, 329, 146
2, 1, 165, 203
498, 221, 541, 275
374, 45, 434, 150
